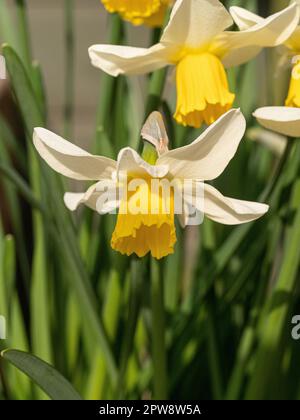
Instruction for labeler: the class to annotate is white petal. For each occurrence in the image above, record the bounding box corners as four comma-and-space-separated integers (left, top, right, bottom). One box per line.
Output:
117, 147, 169, 178
141, 111, 169, 155
161, 0, 233, 48
64, 181, 119, 214
216, 3, 299, 68
0, 55, 6, 79
157, 109, 246, 181
253, 106, 300, 137
33, 128, 116, 181
229, 6, 263, 30
203, 184, 269, 225
221, 45, 262, 68
176, 180, 205, 227
88, 43, 170, 77
64, 193, 89, 211
173, 180, 190, 227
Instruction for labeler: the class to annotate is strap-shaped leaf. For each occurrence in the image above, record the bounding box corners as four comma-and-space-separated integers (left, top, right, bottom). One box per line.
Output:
1, 349, 82, 400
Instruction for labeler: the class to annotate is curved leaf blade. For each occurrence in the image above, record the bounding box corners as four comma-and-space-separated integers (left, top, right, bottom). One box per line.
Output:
1, 349, 82, 400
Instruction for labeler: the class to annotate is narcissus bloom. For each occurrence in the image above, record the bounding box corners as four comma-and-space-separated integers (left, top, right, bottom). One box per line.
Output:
101, 0, 173, 27
33, 109, 268, 259
230, 3, 300, 108
89, 0, 298, 128
254, 106, 300, 137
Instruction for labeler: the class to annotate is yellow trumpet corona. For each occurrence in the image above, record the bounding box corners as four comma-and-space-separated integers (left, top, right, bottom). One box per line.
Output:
101, 0, 172, 27
175, 52, 235, 128
111, 177, 176, 259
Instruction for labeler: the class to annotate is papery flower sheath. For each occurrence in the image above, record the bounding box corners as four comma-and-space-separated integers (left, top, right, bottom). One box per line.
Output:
33, 109, 268, 259
230, 3, 300, 108
89, 0, 299, 128
254, 106, 300, 137
101, 0, 173, 27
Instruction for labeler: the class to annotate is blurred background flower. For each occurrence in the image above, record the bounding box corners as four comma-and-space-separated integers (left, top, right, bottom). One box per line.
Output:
101, 0, 174, 27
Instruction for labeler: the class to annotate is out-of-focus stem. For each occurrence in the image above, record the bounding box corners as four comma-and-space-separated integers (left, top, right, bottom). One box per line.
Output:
139, 67, 168, 155
0, 162, 45, 213
0, 361, 9, 400
151, 258, 168, 400
207, 295, 223, 400
260, 139, 293, 203
182, 226, 200, 301
117, 258, 143, 399
15, 0, 32, 71
145, 68, 168, 119
95, 14, 123, 152
0, 1, 17, 48
64, 0, 75, 139
270, 0, 289, 13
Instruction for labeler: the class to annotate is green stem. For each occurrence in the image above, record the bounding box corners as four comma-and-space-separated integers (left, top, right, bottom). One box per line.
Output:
151, 258, 168, 400
145, 68, 168, 119
118, 258, 143, 399
64, 0, 75, 139
85, 264, 123, 400
15, 0, 32, 71
0, 1, 17, 48
206, 295, 223, 400
94, 14, 123, 153
260, 139, 293, 203
0, 162, 45, 213
0, 360, 9, 400
139, 68, 168, 156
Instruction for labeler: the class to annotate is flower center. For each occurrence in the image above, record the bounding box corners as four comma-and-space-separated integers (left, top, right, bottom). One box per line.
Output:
286, 60, 300, 107
111, 177, 176, 259
174, 52, 235, 128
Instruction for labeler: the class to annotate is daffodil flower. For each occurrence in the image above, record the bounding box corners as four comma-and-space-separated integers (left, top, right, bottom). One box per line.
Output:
33, 109, 268, 259
254, 106, 300, 137
101, 0, 173, 27
89, 0, 298, 128
230, 3, 300, 108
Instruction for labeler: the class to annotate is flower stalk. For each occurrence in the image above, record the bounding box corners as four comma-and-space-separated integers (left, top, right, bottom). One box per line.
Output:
151, 258, 168, 399
64, 0, 75, 139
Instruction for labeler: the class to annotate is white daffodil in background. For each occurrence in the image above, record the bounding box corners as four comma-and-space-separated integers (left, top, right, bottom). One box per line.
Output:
247, 127, 287, 157
89, 0, 299, 128
101, 0, 174, 27
231, 2, 300, 108
254, 106, 300, 137
33, 109, 268, 260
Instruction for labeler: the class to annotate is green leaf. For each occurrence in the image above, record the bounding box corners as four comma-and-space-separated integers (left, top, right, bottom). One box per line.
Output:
1, 350, 83, 400
2, 43, 44, 134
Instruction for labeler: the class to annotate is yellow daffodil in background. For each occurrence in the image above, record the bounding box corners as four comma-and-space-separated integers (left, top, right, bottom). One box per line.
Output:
33, 109, 268, 260
89, 0, 299, 128
254, 106, 300, 137
231, 2, 300, 108
101, 0, 173, 27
